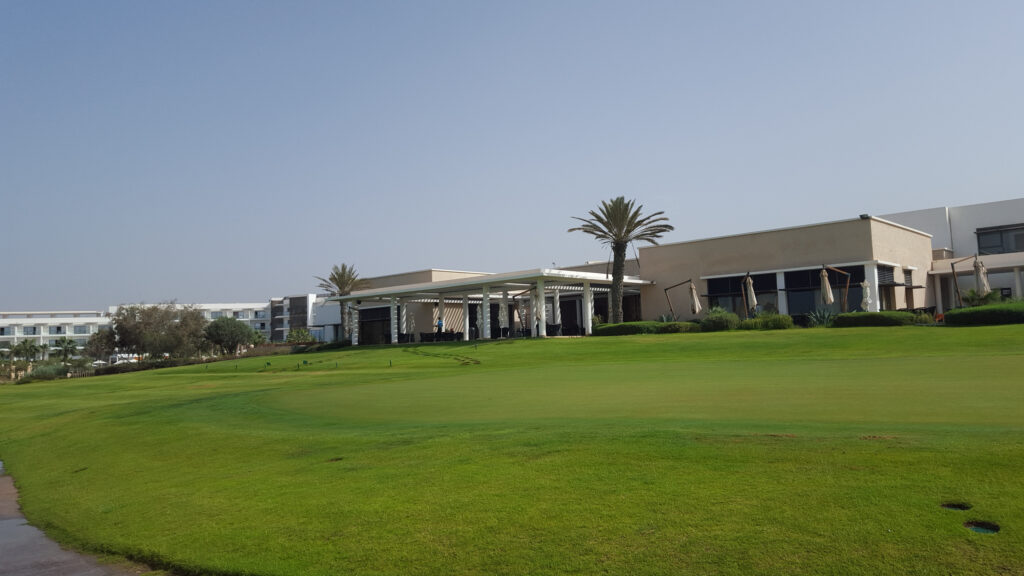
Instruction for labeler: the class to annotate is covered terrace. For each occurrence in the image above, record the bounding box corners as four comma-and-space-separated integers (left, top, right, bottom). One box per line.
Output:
333, 268, 650, 345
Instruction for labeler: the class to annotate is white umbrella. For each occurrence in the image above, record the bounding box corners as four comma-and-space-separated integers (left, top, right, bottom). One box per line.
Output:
553, 290, 562, 325
860, 280, 872, 311
744, 275, 757, 310
820, 269, 835, 306
689, 282, 702, 315
974, 258, 990, 294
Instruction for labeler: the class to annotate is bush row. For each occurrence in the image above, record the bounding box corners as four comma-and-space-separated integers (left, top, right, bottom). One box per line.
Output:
593, 313, 797, 336
592, 321, 701, 336
831, 311, 916, 327
738, 314, 795, 330
944, 301, 1024, 326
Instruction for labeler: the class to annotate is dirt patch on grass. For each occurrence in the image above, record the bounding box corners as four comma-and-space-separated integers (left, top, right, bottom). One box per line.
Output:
860, 435, 898, 440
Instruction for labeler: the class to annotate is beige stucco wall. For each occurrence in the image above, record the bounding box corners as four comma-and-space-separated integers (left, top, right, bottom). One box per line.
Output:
869, 219, 934, 309
637, 218, 933, 321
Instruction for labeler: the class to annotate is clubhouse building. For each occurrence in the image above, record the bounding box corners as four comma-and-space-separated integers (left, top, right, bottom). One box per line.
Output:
4, 199, 1023, 350
326, 198, 1024, 345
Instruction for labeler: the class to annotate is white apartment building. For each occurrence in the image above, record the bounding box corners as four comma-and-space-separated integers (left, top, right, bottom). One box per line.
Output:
0, 311, 111, 357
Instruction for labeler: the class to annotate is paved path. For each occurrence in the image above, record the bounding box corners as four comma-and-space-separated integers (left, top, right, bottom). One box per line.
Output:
0, 462, 148, 576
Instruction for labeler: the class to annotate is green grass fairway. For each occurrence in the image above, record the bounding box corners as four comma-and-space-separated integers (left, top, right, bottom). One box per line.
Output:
2, 327, 1023, 575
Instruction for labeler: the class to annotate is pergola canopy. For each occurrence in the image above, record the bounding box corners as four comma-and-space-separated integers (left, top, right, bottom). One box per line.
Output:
332, 268, 651, 304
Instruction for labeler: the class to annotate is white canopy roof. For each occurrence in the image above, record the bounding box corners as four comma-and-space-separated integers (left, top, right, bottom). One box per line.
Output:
332, 268, 650, 303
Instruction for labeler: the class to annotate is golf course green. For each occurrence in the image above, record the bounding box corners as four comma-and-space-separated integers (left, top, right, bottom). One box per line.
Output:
1, 326, 1022, 575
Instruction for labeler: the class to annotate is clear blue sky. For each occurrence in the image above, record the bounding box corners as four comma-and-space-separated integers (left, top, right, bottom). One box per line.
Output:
3, 1, 1023, 310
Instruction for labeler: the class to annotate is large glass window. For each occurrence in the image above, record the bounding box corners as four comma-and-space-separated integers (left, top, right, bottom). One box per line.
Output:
785, 266, 865, 317
22, 326, 38, 335
707, 273, 778, 316
977, 224, 1024, 255
49, 326, 65, 335
74, 325, 90, 335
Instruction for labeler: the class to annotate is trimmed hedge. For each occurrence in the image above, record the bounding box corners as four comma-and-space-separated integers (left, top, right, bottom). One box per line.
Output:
738, 314, 795, 331
592, 321, 701, 336
944, 301, 1024, 326
831, 311, 915, 327
700, 311, 740, 332
94, 358, 194, 376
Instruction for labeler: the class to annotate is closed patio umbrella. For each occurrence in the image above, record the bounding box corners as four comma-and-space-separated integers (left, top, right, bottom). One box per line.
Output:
860, 280, 871, 311
974, 257, 990, 294
498, 301, 509, 329
744, 275, 757, 310
820, 269, 835, 306
689, 282, 702, 315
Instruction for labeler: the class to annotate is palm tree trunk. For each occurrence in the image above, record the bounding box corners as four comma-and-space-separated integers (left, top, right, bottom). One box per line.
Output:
611, 241, 627, 324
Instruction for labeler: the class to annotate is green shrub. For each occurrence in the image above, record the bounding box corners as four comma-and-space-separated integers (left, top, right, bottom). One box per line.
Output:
592, 321, 700, 336
700, 309, 740, 332
913, 311, 935, 325
944, 301, 1024, 326
806, 308, 837, 327
831, 311, 915, 327
94, 358, 192, 376
739, 314, 794, 330
17, 363, 68, 384
657, 322, 701, 334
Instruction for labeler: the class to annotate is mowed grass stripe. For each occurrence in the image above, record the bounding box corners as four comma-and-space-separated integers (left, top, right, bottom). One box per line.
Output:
0, 326, 1022, 575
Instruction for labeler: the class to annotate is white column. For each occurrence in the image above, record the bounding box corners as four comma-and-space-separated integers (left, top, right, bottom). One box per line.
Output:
400, 300, 408, 334
481, 286, 491, 339
351, 305, 360, 346
1015, 267, 1023, 300
462, 296, 470, 341
389, 297, 398, 344
866, 263, 881, 312
552, 289, 561, 334
776, 272, 788, 315
582, 280, 593, 336
934, 277, 945, 315
537, 279, 547, 337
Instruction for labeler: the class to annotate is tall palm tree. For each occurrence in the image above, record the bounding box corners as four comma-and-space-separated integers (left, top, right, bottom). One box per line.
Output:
314, 264, 368, 342
54, 336, 79, 364
569, 197, 674, 324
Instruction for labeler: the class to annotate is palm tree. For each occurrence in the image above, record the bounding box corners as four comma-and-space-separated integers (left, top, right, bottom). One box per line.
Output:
314, 264, 368, 342
13, 340, 41, 362
54, 336, 79, 364
569, 197, 674, 324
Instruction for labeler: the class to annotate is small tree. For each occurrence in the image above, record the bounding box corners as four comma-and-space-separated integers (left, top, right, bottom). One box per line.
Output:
205, 317, 256, 355
12, 340, 41, 362
84, 329, 117, 360
53, 336, 79, 364
286, 328, 315, 344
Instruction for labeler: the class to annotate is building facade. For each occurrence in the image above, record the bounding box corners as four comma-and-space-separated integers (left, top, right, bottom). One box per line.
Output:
883, 198, 1024, 312
0, 311, 111, 357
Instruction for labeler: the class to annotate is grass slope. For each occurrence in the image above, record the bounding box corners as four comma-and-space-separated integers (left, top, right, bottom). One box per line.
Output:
1, 327, 1023, 575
